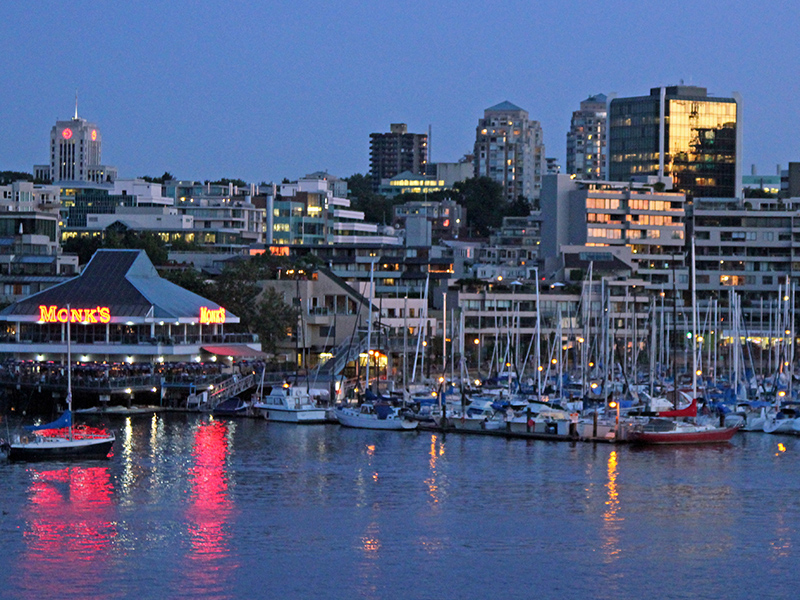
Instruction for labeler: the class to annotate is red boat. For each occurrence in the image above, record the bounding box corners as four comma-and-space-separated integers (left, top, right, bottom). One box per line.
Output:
628, 419, 740, 445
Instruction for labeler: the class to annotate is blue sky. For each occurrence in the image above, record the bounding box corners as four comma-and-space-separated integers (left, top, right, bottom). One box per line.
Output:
2, 0, 798, 183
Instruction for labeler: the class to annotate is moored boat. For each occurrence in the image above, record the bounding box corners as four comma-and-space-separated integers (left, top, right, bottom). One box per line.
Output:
335, 402, 418, 430
253, 384, 330, 424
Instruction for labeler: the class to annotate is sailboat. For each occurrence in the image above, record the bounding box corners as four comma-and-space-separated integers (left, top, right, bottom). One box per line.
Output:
627, 239, 740, 445
1, 307, 115, 461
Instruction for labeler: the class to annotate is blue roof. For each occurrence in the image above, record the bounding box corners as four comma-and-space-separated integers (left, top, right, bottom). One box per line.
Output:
486, 100, 525, 112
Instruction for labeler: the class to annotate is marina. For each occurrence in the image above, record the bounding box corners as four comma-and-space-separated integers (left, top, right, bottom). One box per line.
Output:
1, 412, 799, 600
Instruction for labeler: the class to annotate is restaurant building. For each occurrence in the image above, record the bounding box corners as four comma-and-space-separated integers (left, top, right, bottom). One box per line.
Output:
0, 249, 260, 364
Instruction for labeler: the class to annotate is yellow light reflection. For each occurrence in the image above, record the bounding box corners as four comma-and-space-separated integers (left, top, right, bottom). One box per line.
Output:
602, 450, 622, 562
425, 434, 444, 504
776, 443, 786, 456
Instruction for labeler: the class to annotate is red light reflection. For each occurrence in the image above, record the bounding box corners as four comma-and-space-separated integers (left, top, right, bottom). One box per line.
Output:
183, 419, 235, 597
19, 466, 116, 597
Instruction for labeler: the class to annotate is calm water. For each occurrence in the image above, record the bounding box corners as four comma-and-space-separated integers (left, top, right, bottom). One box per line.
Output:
1, 413, 799, 600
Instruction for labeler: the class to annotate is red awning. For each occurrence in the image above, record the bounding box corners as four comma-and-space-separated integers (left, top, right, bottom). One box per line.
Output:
201, 345, 267, 358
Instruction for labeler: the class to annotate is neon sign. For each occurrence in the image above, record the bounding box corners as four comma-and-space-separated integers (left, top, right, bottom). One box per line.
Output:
62, 128, 73, 140
38, 305, 111, 324
200, 307, 226, 324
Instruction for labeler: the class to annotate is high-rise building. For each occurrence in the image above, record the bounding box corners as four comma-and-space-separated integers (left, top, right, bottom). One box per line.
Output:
608, 86, 741, 198
369, 123, 428, 192
35, 102, 117, 184
473, 101, 545, 202
566, 94, 607, 179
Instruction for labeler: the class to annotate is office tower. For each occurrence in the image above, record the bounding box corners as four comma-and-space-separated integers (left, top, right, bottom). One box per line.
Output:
35, 101, 117, 184
473, 101, 545, 202
566, 94, 607, 179
369, 123, 428, 191
608, 85, 741, 198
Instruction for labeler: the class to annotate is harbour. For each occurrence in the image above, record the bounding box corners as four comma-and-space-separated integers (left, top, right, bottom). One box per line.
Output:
1, 412, 799, 600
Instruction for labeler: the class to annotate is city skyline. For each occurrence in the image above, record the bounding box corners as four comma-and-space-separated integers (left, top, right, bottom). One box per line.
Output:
1, 1, 798, 185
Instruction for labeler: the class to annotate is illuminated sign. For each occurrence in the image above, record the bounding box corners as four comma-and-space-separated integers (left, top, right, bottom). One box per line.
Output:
62, 128, 73, 140
91, 129, 97, 141
200, 306, 226, 324
38, 305, 111, 324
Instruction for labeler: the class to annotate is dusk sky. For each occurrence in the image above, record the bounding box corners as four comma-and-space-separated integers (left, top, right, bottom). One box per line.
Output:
3, 0, 799, 184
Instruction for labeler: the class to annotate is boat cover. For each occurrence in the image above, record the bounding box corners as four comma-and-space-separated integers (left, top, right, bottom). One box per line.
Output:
24, 410, 72, 431
658, 398, 697, 418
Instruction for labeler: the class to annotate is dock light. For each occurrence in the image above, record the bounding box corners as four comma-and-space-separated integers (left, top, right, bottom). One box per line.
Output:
589, 362, 594, 367
151, 387, 157, 393
697, 336, 704, 343
785, 361, 790, 367
439, 376, 445, 383
696, 370, 702, 376
779, 390, 787, 397
551, 358, 558, 365
157, 356, 164, 363
228, 356, 233, 361
474, 379, 481, 386
210, 356, 217, 362
785, 296, 790, 302
538, 365, 544, 371
591, 382, 599, 390
474, 338, 480, 345
126, 356, 134, 363
422, 340, 427, 347
431, 391, 437, 397
208, 385, 214, 390
125, 388, 132, 394
786, 330, 792, 336
36, 354, 44, 361
577, 337, 584, 343
283, 382, 290, 389
608, 401, 617, 408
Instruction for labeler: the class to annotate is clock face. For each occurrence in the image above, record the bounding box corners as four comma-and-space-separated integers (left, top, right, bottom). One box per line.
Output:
91, 130, 97, 141
62, 128, 73, 140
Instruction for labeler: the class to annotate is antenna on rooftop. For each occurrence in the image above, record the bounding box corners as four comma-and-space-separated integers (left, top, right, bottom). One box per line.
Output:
74, 89, 79, 120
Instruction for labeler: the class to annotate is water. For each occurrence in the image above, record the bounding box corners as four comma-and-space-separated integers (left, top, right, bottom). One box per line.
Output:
1, 413, 799, 600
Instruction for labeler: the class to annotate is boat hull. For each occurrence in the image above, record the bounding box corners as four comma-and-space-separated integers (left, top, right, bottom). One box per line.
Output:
628, 426, 739, 445
335, 409, 418, 430
254, 406, 330, 424
4, 435, 115, 461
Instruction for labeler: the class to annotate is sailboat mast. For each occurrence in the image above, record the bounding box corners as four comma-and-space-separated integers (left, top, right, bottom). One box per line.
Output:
67, 303, 73, 440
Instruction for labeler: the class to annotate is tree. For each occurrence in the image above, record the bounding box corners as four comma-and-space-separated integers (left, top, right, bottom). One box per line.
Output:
450, 177, 506, 236
253, 288, 299, 354
140, 171, 174, 183
346, 173, 395, 224
0, 171, 34, 185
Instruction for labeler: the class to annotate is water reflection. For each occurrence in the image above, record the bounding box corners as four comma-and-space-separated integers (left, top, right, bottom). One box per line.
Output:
602, 450, 622, 561
181, 418, 235, 599
18, 465, 116, 599
425, 434, 444, 505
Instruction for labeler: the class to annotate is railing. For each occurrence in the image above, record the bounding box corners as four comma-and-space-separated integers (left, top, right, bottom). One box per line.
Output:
0, 332, 260, 345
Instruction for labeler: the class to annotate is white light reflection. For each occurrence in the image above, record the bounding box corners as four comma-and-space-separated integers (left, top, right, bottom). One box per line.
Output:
120, 417, 135, 499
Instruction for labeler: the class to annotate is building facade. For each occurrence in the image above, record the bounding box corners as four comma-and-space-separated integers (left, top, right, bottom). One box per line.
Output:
566, 94, 607, 180
34, 107, 118, 184
608, 86, 741, 198
369, 124, 428, 191
473, 101, 545, 202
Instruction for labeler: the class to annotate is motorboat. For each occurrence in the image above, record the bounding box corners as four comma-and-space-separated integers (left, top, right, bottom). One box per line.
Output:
335, 402, 418, 430
253, 384, 330, 424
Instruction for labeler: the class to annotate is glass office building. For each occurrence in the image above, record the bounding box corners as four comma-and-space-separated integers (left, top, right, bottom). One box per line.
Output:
609, 86, 740, 198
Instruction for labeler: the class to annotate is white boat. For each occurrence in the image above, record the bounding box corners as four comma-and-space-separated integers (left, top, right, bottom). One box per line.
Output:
253, 384, 330, 424
449, 398, 504, 431
335, 403, 418, 430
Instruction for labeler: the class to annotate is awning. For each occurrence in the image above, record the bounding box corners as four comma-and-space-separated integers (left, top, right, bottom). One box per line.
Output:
201, 344, 267, 358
